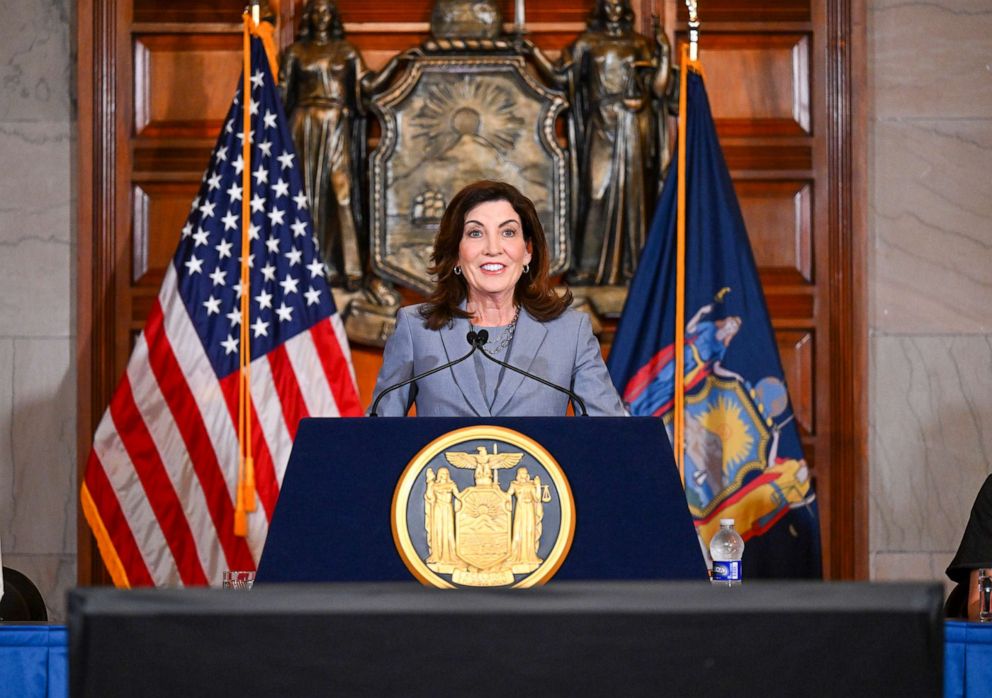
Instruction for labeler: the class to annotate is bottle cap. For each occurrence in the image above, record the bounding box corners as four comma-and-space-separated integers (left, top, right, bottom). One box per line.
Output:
719, 518, 735, 526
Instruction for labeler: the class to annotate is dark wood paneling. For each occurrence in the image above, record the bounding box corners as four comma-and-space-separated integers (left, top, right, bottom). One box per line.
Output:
78, 0, 867, 586
678, 0, 812, 23
776, 329, 814, 434
134, 0, 244, 24
724, 143, 812, 171
737, 180, 813, 284
134, 34, 242, 138
333, 0, 595, 24
131, 182, 196, 286
679, 33, 811, 137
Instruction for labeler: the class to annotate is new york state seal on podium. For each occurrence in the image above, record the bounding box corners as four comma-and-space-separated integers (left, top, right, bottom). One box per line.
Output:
392, 426, 575, 588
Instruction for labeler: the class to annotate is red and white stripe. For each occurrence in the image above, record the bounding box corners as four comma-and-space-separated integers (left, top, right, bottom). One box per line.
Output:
84, 266, 362, 586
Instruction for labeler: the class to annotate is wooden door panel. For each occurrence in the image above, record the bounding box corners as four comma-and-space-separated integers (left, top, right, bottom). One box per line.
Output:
737, 179, 813, 284
679, 33, 811, 137
776, 329, 815, 435
135, 34, 242, 138
677, 0, 812, 22
131, 182, 195, 287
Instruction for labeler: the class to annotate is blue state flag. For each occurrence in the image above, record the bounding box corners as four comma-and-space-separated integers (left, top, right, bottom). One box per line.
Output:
607, 69, 821, 578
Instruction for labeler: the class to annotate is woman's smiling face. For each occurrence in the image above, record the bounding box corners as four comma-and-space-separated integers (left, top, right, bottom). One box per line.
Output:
457, 199, 532, 306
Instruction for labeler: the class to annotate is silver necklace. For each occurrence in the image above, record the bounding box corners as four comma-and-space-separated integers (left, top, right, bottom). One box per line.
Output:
480, 306, 519, 355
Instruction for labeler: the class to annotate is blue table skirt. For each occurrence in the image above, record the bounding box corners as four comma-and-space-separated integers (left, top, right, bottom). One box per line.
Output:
0, 625, 67, 698
946, 620, 992, 698
1, 621, 989, 697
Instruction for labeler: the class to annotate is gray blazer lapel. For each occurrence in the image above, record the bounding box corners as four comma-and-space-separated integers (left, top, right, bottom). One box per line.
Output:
439, 314, 489, 417
490, 309, 548, 416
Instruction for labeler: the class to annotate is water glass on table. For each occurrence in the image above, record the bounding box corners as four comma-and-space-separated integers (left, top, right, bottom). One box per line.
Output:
980, 568, 992, 622
223, 570, 255, 590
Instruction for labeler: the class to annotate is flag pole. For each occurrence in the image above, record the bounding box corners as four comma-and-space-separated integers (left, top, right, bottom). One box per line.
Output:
235, 5, 261, 538
674, 1, 701, 488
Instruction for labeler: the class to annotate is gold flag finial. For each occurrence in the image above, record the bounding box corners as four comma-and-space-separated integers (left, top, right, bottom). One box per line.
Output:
685, 0, 700, 61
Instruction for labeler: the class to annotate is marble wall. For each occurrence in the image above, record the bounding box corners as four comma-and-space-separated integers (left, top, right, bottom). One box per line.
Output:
0, 0, 76, 620
869, 0, 992, 585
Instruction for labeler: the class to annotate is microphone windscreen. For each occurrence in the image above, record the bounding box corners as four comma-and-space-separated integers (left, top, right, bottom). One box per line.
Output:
476, 330, 489, 345
466, 331, 477, 346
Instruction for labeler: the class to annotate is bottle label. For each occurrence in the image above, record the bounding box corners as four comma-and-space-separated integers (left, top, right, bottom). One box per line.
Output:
712, 560, 741, 582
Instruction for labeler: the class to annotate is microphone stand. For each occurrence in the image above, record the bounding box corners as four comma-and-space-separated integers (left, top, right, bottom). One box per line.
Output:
368, 331, 482, 417
473, 330, 589, 416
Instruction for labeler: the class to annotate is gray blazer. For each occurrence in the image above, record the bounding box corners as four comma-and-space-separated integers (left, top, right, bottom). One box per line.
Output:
370, 304, 627, 417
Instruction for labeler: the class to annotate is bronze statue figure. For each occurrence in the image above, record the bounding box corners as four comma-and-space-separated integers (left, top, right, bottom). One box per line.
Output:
526, 0, 672, 286
279, 0, 369, 291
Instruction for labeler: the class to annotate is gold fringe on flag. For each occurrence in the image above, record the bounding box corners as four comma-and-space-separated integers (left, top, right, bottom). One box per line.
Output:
234, 6, 279, 538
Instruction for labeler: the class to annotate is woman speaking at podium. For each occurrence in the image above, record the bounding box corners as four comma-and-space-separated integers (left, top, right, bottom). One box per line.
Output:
369, 180, 626, 417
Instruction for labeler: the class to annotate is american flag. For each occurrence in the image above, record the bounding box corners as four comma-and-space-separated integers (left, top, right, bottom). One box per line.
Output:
81, 36, 362, 587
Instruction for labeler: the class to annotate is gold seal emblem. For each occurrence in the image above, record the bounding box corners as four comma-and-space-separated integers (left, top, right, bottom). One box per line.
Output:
392, 426, 575, 588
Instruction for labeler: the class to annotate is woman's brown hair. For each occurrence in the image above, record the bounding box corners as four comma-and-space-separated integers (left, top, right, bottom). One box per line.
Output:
419, 180, 572, 330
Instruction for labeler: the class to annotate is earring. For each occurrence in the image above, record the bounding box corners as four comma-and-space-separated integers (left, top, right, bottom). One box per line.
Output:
523, 263, 530, 274
453, 266, 462, 275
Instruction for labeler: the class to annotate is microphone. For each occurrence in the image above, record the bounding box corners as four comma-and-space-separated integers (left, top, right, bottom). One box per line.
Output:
473, 330, 589, 416
369, 331, 481, 417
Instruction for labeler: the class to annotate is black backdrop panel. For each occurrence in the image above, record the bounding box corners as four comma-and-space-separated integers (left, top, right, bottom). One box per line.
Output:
69, 582, 943, 697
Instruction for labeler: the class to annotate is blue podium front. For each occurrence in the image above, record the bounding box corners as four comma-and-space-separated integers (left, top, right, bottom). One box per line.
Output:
256, 416, 707, 584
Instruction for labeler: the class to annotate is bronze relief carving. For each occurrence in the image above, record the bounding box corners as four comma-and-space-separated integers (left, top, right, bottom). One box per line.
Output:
367, 53, 569, 295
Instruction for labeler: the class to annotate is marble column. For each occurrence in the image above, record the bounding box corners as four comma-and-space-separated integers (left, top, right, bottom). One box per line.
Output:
0, 0, 76, 620
869, 0, 992, 588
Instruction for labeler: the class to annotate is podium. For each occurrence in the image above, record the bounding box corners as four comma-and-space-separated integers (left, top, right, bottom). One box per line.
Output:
257, 416, 707, 583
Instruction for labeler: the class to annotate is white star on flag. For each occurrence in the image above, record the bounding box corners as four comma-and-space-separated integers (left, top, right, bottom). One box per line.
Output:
251, 317, 269, 338
306, 259, 325, 277
221, 210, 239, 231
275, 302, 294, 323
203, 295, 222, 315
255, 289, 273, 310
279, 274, 300, 295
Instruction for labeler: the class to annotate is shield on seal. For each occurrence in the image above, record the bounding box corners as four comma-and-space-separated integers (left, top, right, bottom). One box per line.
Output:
455, 485, 511, 569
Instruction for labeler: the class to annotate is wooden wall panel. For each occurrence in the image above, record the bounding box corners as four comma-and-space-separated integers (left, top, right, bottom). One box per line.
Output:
334, 0, 594, 24
78, 0, 867, 585
131, 182, 194, 286
134, 0, 244, 24
776, 329, 814, 435
684, 33, 811, 137
737, 180, 813, 284
134, 34, 242, 138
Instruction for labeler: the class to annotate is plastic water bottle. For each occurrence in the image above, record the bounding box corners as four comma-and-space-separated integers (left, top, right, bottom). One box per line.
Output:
709, 518, 744, 586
